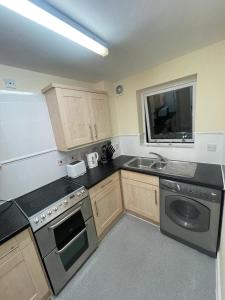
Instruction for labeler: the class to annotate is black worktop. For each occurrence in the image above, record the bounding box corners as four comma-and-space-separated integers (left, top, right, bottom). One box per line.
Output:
122, 158, 224, 190
70, 155, 224, 190
0, 201, 30, 245
67, 155, 133, 188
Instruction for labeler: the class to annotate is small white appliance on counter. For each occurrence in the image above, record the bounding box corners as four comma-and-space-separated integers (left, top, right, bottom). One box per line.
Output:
86, 152, 99, 169
66, 160, 86, 178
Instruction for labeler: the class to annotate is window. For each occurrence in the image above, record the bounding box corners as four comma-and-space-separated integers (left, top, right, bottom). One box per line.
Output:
142, 79, 195, 144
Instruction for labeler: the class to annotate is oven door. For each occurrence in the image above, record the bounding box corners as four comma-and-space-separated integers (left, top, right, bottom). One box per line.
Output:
44, 215, 97, 295
165, 195, 210, 232
35, 197, 93, 258
50, 206, 89, 270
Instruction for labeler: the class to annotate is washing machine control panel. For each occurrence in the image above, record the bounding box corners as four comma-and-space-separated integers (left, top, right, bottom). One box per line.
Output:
160, 179, 221, 202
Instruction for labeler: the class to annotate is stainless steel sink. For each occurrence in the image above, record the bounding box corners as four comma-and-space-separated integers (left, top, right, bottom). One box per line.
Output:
151, 161, 167, 170
124, 157, 197, 178
163, 160, 197, 178
126, 157, 156, 169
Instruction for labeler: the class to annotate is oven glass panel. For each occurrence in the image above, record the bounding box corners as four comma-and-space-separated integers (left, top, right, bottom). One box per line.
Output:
59, 230, 89, 271
165, 195, 210, 232
54, 210, 85, 250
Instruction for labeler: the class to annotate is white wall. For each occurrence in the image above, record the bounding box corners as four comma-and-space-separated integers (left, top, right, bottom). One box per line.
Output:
0, 64, 102, 200
0, 64, 96, 92
113, 133, 225, 164
109, 39, 225, 135
104, 40, 225, 165
0, 92, 56, 162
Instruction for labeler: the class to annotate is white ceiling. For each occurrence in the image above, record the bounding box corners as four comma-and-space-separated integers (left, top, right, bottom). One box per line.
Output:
0, 0, 225, 82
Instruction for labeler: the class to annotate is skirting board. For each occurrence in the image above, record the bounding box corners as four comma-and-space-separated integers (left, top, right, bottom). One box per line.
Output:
216, 252, 221, 300
125, 212, 160, 229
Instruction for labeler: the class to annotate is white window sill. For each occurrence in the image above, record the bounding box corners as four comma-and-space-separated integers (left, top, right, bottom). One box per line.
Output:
141, 142, 195, 148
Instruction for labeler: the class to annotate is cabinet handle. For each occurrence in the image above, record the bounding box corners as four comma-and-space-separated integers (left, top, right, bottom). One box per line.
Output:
94, 201, 99, 217
155, 190, 157, 205
89, 125, 94, 140
100, 180, 113, 189
94, 124, 98, 139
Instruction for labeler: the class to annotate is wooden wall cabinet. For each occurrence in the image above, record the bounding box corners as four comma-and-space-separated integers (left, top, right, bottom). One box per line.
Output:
42, 84, 112, 150
88, 92, 112, 141
0, 229, 51, 300
89, 172, 123, 237
121, 170, 160, 224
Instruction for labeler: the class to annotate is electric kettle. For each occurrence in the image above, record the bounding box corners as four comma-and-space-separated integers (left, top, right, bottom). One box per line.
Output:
86, 152, 99, 169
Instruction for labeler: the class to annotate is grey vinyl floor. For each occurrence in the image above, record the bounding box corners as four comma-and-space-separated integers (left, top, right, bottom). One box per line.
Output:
55, 214, 216, 300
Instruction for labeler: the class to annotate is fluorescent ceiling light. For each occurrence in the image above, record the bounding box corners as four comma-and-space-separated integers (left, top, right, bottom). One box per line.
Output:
0, 0, 108, 56
0, 89, 35, 95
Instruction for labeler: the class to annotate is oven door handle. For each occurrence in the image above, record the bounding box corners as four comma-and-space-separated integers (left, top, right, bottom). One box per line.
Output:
49, 206, 82, 231
56, 228, 87, 255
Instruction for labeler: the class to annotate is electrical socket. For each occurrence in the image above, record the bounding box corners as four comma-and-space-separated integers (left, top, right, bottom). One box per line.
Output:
3, 78, 16, 89
71, 155, 79, 162
58, 159, 67, 166
207, 144, 217, 152
67, 155, 78, 164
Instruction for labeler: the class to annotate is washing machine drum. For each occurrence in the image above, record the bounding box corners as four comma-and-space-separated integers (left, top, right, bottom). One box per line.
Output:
165, 195, 210, 232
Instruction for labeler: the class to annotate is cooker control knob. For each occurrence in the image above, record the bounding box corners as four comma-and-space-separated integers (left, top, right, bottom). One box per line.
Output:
77, 192, 81, 196
64, 199, 68, 205
47, 210, 52, 215
81, 190, 85, 194
41, 214, 46, 220
53, 206, 58, 212
34, 217, 39, 224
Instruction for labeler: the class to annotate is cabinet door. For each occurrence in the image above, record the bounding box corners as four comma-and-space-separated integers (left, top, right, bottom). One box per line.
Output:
90, 179, 123, 237
22, 242, 50, 300
59, 89, 94, 148
0, 230, 50, 300
0, 249, 39, 300
122, 178, 159, 223
89, 93, 112, 141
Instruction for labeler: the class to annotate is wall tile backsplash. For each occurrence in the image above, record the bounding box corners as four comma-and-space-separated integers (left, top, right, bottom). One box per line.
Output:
0, 140, 113, 200
66, 140, 111, 166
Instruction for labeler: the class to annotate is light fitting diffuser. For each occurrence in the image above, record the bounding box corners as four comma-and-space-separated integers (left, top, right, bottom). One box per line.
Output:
0, 90, 35, 95
0, 0, 109, 56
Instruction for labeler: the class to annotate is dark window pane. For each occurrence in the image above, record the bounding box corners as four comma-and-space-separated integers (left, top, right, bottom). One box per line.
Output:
145, 86, 193, 142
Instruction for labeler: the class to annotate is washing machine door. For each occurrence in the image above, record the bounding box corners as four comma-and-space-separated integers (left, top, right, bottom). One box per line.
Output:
165, 195, 210, 232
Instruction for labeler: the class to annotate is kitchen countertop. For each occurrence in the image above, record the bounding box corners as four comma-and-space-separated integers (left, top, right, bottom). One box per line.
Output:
70, 155, 224, 190
67, 155, 133, 188
0, 201, 30, 245
123, 159, 224, 190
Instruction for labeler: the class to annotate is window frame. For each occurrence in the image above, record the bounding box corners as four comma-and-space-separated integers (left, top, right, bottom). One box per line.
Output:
141, 79, 196, 145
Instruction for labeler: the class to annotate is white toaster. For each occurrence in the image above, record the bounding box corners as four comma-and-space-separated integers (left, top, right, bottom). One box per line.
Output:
66, 160, 86, 178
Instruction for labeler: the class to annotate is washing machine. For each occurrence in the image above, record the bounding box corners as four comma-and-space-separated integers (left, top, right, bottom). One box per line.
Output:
160, 179, 222, 257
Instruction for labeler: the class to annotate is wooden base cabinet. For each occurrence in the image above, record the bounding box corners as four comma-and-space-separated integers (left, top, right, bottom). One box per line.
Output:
89, 172, 123, 237
0, 229, 51, 300
121, 171, 160, 224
